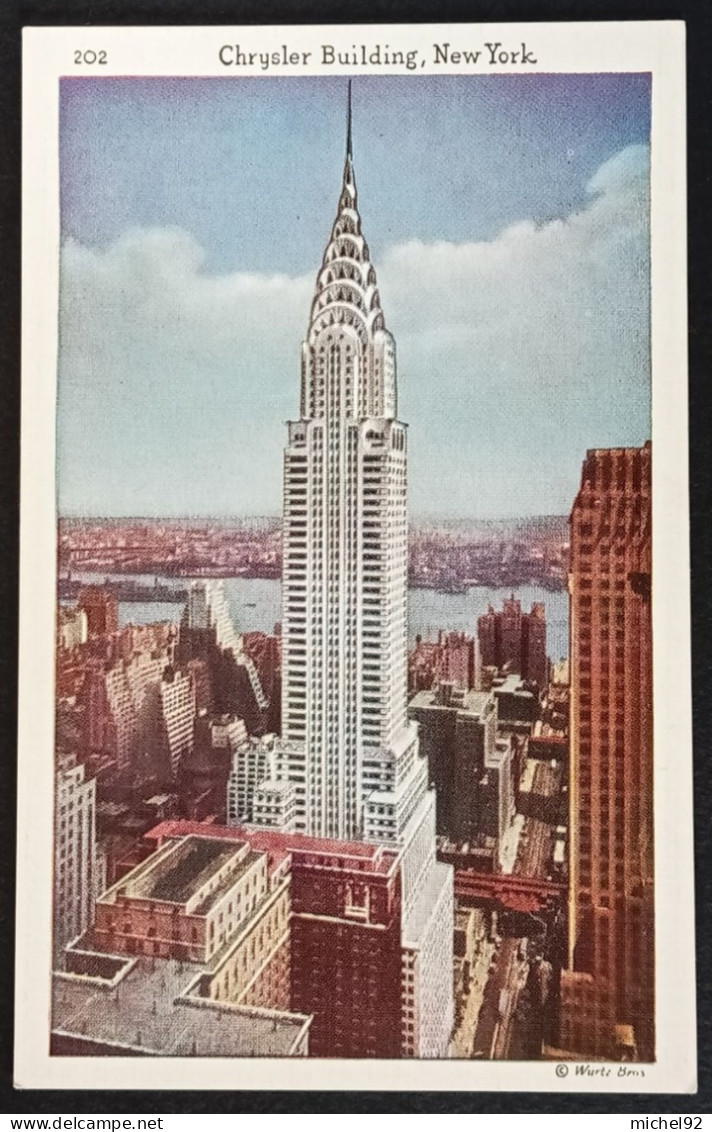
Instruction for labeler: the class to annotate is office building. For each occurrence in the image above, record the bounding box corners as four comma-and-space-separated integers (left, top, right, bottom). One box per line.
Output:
57, 606, 88, 652
408, 630, 481, 695
55, 828, 309, 1057
104, 646, 168, 774
523, 603, 548, 690
52, 955, 310, 1058
179, 581, 270, 736
251, 91, 454, 1057
478, 598, 549, 688
409, 684, 515, 867
227, 731, 274, 824
242, 631, 282, 734
145, 822, 406, 1057
560, 444, 653, 1060
77, 585, 119, 638
491, 672, 539, 729
54, 754, 97, 959
93, 833, 291, 1004
158, 665, 196, 777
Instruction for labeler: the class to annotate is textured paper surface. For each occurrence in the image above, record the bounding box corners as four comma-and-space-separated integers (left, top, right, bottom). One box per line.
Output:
17, 22, 693, 1091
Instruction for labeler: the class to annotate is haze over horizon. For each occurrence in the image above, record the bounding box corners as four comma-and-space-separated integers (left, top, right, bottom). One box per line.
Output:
59, 510, 570, 527
58, 74, 651, 520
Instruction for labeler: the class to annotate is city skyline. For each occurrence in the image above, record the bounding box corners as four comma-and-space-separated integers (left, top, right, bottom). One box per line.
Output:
48, 74, 658, 1065
58, 508, 573, 522
58, 74, 651, 520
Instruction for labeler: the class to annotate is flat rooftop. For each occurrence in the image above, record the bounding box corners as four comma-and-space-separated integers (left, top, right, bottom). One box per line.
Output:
462, 690, 495, 716
492, 674, 533, 696
53, 955, 308, 1057
131, 836, 242, 904
192, 849, 262, 916
145, 821, 400, 877
409, 688, 493, 718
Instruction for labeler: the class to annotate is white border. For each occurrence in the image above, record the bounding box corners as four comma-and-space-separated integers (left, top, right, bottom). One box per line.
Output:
17, 22, 694, 1093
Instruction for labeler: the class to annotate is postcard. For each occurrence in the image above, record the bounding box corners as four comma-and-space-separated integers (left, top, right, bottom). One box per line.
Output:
16, 22, 695, 1092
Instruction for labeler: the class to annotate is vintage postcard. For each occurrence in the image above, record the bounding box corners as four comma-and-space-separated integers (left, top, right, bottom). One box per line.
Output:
16, 23, 694, 1092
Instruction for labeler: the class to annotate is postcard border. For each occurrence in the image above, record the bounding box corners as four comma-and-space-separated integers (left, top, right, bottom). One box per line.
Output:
16, 20, 694, 1094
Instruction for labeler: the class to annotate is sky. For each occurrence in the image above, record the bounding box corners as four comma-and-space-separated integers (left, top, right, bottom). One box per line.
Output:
57, 74, 651, 519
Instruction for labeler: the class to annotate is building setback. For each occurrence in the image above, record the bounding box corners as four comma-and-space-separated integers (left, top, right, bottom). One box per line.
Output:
560, 444, 653, 1060
177, 580, 270, 737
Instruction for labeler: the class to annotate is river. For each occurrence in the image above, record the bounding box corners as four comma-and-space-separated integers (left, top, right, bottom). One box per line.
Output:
69, 572, 569, 661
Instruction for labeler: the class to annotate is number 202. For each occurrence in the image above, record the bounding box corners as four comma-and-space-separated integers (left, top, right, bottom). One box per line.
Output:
73, 50, 107, 65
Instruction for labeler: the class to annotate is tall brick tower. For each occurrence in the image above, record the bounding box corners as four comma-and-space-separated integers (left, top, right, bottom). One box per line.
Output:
561, 443, 654, 1060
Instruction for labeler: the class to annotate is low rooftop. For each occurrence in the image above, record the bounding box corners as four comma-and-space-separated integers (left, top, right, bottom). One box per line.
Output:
409, 687, 493, 717
145, 821, 400, 877
492, 673, 534, 697
192, 848, 262, 916
103, 835, 252, 911
138, 836, 239, 904
53, 955, 308, 1057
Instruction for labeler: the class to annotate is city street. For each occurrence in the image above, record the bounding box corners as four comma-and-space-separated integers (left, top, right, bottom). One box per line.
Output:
455, 761, 560, 1059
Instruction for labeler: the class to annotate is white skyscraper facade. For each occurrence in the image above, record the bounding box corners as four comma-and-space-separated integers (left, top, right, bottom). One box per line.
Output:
276, 101, 423, 842
54, 756, 97, 959
253, 94, 454, 1057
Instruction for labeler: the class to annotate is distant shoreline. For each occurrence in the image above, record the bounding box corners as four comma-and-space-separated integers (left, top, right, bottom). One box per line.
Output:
59, 572, 568, 600
57, 513, 569, 528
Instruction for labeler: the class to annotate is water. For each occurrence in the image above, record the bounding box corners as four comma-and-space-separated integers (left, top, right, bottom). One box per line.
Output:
118, 601, 184, 627
67, 572, 568, 661
223, 578, 283, 635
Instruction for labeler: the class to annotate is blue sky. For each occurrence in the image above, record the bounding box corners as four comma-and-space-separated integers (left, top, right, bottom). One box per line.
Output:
58, 74, 651, 518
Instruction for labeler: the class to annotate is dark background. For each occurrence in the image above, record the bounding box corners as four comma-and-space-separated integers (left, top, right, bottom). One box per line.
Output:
0, 0, 709, 1115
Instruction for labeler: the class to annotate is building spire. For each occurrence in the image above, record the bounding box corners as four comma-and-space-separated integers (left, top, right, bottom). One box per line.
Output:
346, 80, 353, 160
307, 77, 387, 340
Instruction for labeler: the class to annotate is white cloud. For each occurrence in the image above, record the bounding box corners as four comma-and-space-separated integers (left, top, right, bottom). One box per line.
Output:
587, 142, 649, 196
58, 144, 650, 518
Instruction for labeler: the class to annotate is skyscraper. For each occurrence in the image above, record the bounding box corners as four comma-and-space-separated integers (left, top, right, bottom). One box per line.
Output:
477, 597, 548, 688
253, 88, 454, 1057
54, 753, 97, 960
560, 444, 653, 1060
522, 602, 548, 689
179, 580, 269, 734
408, 684, 515, 866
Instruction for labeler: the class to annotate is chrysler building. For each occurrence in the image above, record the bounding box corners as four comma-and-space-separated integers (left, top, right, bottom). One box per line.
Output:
250, 88, 453, 1057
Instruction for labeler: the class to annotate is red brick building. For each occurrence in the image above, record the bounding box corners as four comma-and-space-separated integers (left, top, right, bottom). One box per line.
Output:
409, 630, 479, 695
522, 602, 548, 690
78, 585, 119, 638
561, 444, 653, 1060
144, 822, 403, 1057
477, 597, 548, 688
289, 844, 402, 1057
